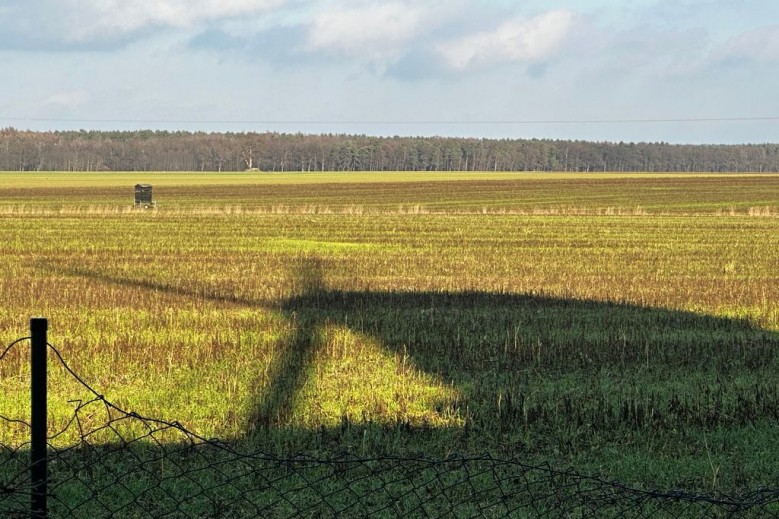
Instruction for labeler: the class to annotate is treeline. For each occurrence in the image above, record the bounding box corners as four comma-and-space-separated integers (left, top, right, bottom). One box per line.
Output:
2, 128, 779, 172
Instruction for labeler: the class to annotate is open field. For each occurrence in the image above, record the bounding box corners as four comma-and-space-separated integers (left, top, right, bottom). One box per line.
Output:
1, 172, 778, 505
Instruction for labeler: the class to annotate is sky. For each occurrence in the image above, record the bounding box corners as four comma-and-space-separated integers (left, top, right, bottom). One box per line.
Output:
1, 0, 779, 144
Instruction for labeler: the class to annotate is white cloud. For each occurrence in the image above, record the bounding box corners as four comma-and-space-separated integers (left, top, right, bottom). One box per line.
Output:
60, 0, 288, 41
437, 10, 575, 70
305, 2, 434, 61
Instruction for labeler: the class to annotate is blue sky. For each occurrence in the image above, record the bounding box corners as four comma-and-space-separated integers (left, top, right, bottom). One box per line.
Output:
1, 0, 779, 143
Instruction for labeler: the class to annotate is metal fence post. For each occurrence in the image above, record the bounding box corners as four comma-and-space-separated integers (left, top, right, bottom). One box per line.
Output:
30, 317, 48, 518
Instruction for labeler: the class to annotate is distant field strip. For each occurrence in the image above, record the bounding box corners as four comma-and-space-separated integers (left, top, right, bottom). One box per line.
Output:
5, 171, 776, 187
1, 172, 777, 215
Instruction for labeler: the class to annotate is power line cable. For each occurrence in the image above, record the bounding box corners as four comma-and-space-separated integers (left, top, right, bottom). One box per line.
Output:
2, 116, 779, 125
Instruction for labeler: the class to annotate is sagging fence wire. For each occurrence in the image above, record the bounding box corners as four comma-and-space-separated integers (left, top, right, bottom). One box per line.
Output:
1, 331, 779, 518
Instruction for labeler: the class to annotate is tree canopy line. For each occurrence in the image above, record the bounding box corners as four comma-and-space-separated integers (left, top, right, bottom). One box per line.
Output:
2, 128, 779, 172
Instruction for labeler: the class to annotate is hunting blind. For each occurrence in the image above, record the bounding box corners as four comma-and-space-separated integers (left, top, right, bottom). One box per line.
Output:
134, 184, 154, 208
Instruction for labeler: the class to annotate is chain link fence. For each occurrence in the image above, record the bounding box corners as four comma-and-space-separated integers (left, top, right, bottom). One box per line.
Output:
2, 325, 778, 518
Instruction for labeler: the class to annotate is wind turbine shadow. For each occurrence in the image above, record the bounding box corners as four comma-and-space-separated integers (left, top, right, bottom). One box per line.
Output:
38, 256, 779, 448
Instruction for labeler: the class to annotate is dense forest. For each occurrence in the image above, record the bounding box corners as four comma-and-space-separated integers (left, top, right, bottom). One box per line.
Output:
2, 128, 779, 172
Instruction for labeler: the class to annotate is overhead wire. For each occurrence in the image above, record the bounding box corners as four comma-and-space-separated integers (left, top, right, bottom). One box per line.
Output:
1, 116, 779, 125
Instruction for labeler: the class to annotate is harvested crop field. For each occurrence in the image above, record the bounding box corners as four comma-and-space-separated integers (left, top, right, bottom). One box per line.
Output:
1, 172, 778, 500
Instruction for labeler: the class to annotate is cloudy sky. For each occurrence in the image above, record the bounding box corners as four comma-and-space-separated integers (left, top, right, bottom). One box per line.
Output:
1, 0, 779, 143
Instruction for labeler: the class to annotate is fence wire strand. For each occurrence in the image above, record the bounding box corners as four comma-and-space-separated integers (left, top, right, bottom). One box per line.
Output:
1, 337, 778, 518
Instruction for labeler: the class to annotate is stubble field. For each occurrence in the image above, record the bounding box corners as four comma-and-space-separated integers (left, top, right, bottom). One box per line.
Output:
1, 171, 778, 499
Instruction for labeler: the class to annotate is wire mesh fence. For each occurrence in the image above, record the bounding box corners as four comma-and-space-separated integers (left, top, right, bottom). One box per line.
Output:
2, 331, 779, 518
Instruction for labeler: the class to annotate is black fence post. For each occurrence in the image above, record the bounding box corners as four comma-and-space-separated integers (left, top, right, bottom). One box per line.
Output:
30, 317, 48, 518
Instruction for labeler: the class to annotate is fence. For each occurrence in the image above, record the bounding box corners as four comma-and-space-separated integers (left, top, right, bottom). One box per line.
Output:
1, 318, 778, 518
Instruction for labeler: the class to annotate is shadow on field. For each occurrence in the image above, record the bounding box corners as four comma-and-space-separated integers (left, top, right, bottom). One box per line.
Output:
244, 263, 779, 512
39, 256, 779, 440
12, 257, 779, 516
